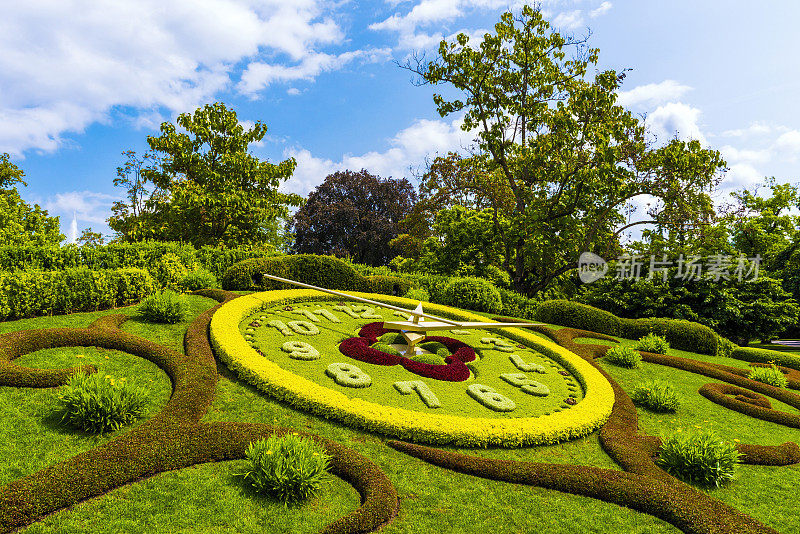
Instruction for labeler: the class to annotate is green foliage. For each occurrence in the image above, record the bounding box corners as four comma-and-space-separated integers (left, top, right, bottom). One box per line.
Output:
715, 336, 736, 358
0, 153, 64, 246
55, 371, 149, 434
369, 342, 402, 357
412, 7, 726, 296
442, 277, 502, 314
179, 267, 218, 291
747, 365, 788, 388
239, 434, 331, 504
152, 252, 189, 290
604, 345, 641, 368
657, 428, 741, 487
110, 102, 302, 247
288, 170, 417, 266
630, 380, 680, 413
404, 287, 430, 302
377, 332, 404, 344
0, 267, 155, 320
411, 353, 447, 365
535, 300, 621, 335
419, 341, 448, 354
634, 333, 670, 354
221, 254, 413, 295
138, 290, 188, 323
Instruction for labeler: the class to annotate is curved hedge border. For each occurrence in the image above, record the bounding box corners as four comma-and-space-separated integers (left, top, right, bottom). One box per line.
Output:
210, 290, 614, 447
699, 383, 800, 429
0, 289, 398, 534
731, 346, 800, 372
534, 300, 719, 355
388, 323, 800, 534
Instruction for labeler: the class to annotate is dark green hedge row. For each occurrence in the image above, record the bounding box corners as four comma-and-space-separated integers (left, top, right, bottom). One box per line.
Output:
534, 300, 719, 355
0, 267, 155, 321
0, 242, 273, 280
221, 255, 414, 296
730, 347, 800, 372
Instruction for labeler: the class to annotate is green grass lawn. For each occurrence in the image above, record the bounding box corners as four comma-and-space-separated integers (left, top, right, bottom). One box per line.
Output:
2, 296, 799, 533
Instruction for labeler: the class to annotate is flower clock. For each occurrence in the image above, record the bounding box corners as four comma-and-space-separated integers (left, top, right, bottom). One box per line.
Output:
210, 289, 614, 447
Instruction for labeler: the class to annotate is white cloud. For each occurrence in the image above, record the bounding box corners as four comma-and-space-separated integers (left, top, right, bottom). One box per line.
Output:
617, 80, 692, 108
238, 48, 392, 95
283, 116, 475, 196
647, 102, 707, 145
718, 163, 764, 194
721, 121, 775, 138
553, 10, 584, 30
718, 145, 771, 165
0, 0, 350, 157
287, 88, 302, 95
370, 0, 507, 50
43, 191, 120, 226
774, 130, 800, 154
589, 1, 612, 18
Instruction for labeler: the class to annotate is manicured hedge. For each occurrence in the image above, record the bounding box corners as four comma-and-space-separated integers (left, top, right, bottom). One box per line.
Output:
210, 290, 614, 447
534, 300, 719, 355
730, 346, 800, 372
0, 267, 156, 320
221, 255, 413, 296
0, 242, 273, 280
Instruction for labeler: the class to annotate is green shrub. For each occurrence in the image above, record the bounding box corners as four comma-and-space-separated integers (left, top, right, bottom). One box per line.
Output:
534, 300, 621, 335
239, 434, 331, 504
404, 287, 430, 302
56, 371, 148, 433
730, 346, 800, 372
657, 428, 741, 487
411, 353, 447, 366
365, 274, 414, 295
179, 267, 218, 291
152, 252, 190, 290
630, 380, 679, 412
604, 345, 641, 368
419, 341, 448, 354
370, 342, 402, 357
497, 287, 538, 320
138, 290, 188, 323
747, 364, 788, 388
442, 277, 502, 314
715, 336, 736, 358
634, 333, 670, 354
377, 332, 404, 344
108, 267, 156, 305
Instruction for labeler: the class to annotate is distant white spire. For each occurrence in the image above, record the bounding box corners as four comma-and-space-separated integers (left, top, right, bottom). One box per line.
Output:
68, 211, 78, 244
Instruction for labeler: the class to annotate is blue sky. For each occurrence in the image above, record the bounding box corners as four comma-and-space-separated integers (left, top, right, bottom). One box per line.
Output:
3, 0, 800, 242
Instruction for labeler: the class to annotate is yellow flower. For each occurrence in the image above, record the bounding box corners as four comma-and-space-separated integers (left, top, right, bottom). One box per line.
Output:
75, 354, 85, 359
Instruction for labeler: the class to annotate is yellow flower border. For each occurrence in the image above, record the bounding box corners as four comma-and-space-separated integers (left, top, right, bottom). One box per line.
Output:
210, 290, 614, 447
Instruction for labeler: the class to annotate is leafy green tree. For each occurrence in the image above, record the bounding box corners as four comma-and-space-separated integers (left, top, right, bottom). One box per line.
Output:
0, 153, 64, 246
288, 170, 416, 266
108, 150, 162, 242
407, 6, 726, 296
109, 102, 302, 248
76, 227, 105, 247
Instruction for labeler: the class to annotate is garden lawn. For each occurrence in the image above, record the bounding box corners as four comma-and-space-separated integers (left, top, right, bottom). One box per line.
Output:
0, 297, 797, 533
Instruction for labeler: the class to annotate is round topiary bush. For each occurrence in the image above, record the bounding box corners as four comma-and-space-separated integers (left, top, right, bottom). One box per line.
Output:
635, 333, 670, 354
56, 371, 149, 434
404, 287, 430, 302
604, 345, 642, 368
657, 428, 741, 487
442, 277, 502, 314
239, 433, 331, 504
138, 290, 188, 324
369, 342, 402, 357
630, 379, 680, 412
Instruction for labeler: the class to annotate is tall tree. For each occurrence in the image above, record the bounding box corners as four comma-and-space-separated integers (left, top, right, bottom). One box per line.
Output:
407, 6, 726, 296
288, 170, 417, 266
108, 102, 302, 248
0, 153, 64, 246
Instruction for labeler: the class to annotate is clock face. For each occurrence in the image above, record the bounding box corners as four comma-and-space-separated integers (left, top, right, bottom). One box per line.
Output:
211, 290, 613, 447
240, 300, 582, 418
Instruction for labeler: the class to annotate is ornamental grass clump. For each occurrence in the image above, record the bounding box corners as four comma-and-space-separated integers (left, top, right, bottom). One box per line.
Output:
138, 290, 188, 324
239, 434, 331, 504
630, 379, 680, 412
657, 428, 741, 487
635, 333, 670, 354
56, 371, 149, 434
747, 364, 788, 388
604, 345, 642, 368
